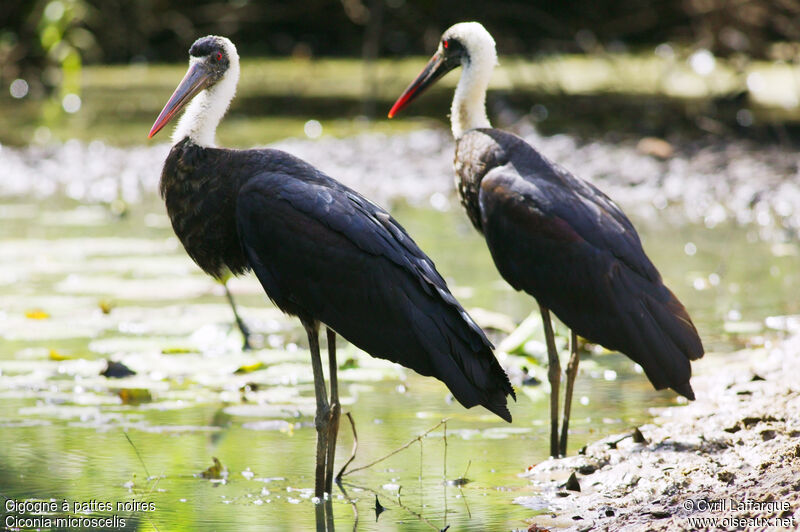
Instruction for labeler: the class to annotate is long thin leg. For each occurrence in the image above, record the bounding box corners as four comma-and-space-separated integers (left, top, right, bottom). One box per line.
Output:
324, 327, 341, 494
222, 279, 252, 350
304, 319, 329, 498
540, 305, 561, 458
559, 330, 580, 456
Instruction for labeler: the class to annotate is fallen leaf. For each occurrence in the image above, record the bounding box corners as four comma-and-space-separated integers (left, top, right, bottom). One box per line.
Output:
117, 388, 151, 404
201, 457, 226, 479
49, 349, 70, 361
161, 347, 196, 354
339, 358, 358, 370
234, 362, 267, 374
25, 309, 50, 320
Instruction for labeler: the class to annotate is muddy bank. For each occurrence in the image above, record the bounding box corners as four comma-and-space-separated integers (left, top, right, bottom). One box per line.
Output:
517, 319, 800, 531
1, 126, 798, 240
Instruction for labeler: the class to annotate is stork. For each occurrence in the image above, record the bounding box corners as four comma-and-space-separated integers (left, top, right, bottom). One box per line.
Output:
388, 22, 703, 457
148, 35, 515, 497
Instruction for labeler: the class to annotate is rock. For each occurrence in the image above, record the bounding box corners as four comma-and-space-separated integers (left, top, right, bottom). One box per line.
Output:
717, 470, 735, 483
565, 472, 581, 492
517, 329, 800, 531
101, 359, 136, 378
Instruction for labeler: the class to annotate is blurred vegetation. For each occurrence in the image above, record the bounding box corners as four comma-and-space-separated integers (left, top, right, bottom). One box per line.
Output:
2, 0, 799, 63
2, 52, 800, 147
2, 0, 800, 143
4, 1, 800, 81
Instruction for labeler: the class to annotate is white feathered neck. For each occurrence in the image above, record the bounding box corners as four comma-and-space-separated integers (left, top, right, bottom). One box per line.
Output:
172, 38, 240, 147
445, 22, 497, 139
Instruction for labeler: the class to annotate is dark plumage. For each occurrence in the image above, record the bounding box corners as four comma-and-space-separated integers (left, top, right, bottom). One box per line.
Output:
150, 35, 514, 497
388, 21, 704, 456
159, 138, 515, 419
456, 128, 703, 398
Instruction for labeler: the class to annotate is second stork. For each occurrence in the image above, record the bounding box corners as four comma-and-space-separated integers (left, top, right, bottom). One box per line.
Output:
389, 22, 704, 457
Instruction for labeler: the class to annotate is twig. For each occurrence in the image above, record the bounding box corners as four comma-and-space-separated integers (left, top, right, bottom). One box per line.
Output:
459, 486, 471, 519
341, 418, 450, 477
443, 420, 449, 528
123, 430, 151, 479
122, 431, 161, 532
335, 412, 359, 482
443, 420, 448, 480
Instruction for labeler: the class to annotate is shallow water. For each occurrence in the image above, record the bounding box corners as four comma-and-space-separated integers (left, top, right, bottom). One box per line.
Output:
0, 196, 797, 530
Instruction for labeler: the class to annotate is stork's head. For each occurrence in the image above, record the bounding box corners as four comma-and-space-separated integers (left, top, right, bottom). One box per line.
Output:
388, 22, 497, 118
149, 35, 240, 139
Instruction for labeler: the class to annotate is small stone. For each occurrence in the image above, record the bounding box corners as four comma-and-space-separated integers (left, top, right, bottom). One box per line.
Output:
761, 429, 777, 441
742, 417, 762, 427
717, 471, 735, 483
101, 359, 136, 378
566, 472, 581, 492
632, 427, 647, 443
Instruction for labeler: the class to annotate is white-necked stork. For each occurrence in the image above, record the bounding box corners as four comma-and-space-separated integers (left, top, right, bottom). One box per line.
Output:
389, 22, 703, 457
148, 35, 515, 496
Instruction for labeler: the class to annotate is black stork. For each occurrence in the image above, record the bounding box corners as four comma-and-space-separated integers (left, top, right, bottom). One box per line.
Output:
147, 35, 515, 497
389, 22, 704, 457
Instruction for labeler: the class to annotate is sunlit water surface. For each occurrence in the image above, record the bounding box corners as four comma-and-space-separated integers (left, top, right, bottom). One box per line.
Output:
0, 198, 797, 531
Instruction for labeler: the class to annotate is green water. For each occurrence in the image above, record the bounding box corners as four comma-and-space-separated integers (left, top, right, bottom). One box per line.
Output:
0, 196, 797, 531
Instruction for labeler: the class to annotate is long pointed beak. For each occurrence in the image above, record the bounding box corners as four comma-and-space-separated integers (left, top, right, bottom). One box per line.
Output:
148, 62, 212, 138
388, 52, 454, 118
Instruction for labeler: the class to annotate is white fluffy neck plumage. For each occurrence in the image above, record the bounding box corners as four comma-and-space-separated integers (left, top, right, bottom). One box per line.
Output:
447, 23, 497, 139
172, 47, 240, 147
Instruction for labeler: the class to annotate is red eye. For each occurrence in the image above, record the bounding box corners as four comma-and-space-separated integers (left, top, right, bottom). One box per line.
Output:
443, 40, 449, 49
216, 52, 222, 61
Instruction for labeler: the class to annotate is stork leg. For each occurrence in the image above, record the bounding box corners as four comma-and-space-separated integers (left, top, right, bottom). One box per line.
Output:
540, 306, 561, 458
324, 327, 341, 495
222, 279, 252, 350
304, 319, 330, 498
559, 330, 580, 456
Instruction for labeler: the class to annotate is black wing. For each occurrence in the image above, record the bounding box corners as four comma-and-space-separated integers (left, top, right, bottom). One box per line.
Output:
236, 168, 514, 420
479, 162, 703, 399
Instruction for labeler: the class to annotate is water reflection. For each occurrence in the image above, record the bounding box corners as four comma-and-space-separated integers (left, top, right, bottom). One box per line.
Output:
315, 499, 335, 531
